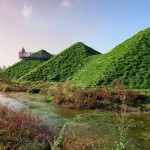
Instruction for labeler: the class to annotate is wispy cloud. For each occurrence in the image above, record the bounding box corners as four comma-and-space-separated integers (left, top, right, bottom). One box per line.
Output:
22, 5, 32, 18
61, 0, 72, 8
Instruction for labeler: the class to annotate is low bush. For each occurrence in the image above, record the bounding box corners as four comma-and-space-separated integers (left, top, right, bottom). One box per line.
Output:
2, 85, 14, 92
52, 83, 148, 110
0, 105, 56, 149
0, 81, 29, 92
28, 87, 41, 94
0, 78, 12, 84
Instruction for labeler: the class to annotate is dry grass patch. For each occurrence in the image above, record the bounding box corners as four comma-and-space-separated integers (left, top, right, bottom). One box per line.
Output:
0, 105, 57, 150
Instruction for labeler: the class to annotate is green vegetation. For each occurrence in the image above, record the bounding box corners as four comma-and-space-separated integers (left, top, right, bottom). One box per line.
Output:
0, 87, 150, 149
47, 81, 150, 111
0, 60, 44, 80
28, 87, 41, 94
30, 49, 53, 59
0, 50, 49, 80
31, 49, 50, 56
0, 79, 149, 111
73, 28, 150, 89
0, 28, 149, 89
0, 79, 29, 92
20, 42, 100, 82
55, 113, 150, 150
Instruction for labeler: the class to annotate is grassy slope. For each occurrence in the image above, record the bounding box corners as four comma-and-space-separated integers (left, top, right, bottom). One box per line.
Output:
30, 49, 53, 58
0, 50, 49, 80
20, 42, 100, 82
73, 28, 150, 89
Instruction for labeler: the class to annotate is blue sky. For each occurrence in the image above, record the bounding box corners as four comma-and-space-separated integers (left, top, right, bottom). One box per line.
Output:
0, 0, 150, 66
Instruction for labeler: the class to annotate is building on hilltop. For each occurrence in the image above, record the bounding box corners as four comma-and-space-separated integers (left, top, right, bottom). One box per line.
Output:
19, 48, 33, 59
19, 47, 53, 61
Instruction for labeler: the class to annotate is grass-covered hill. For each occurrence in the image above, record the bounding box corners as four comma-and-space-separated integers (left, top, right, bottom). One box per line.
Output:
0, 50, 50, 80
73, 28, 150, 89
20, 42, 100, 82
30, 49, 53, 60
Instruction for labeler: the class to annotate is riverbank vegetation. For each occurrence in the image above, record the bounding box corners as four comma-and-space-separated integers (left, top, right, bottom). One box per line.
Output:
0, 105, 57, 150
0, 79, 150, 150
0, 79, 150, 112
51, 82, 149, 111
58, 113, 150, 150
1, 100, 150, 150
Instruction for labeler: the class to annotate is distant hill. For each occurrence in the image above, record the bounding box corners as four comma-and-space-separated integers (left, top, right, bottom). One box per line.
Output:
1, 28, 149, 89
29, 49, 53, 60
73, 28, 150, 89
20, 42, 100, 82
0, 50, 50, 80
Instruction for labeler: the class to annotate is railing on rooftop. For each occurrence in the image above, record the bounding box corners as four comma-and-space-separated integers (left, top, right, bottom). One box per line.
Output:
19, 52, 33, 59
19, 51, 53, 60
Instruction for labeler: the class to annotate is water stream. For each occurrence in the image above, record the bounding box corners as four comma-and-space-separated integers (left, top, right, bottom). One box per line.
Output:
0, 93, 93, 125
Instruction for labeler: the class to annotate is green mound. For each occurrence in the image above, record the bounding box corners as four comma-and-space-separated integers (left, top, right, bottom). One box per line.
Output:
73, 28, 150, 89
30, 49, 53, 60
0, 50, 50, 80
20, 42, 100, 82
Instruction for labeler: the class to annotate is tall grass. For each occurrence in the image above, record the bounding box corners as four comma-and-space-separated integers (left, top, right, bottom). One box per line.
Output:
0, 79, 149, 111
0, 78, 30, 92
0, 105, 56, 149
57, 112, 134, 150
52, 82, 147, 110
113, 112, 133, 150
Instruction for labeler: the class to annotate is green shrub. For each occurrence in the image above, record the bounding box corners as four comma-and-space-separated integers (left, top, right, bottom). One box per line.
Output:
28, 87, 41, 94
145, 104, 150, 111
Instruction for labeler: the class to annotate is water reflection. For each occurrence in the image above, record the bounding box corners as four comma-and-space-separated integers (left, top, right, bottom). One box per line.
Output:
0, 93, 95, 125
0, 94, 28, 111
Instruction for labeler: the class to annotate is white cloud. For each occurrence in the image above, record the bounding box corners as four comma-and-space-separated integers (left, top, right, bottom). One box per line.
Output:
22, 5, 32, 18
61, 0, 72, 8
